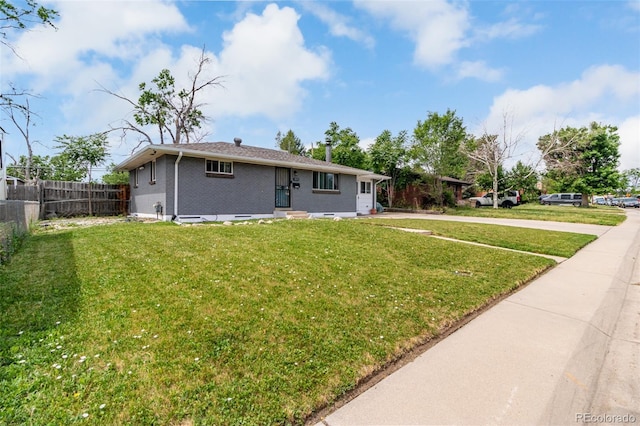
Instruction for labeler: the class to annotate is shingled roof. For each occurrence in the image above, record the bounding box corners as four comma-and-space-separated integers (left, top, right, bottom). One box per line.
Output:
116, 142, 389, 179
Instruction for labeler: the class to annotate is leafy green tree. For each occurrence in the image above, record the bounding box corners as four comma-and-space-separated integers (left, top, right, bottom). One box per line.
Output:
411, 109, 469, 206
368, 129, 408, 207
622, 168, 640, 194
537, 122, 622, 206
7, 153, 85, 181
2, 1, 58, 182
101, 48, 223, 146
313, 122, 368, 169
48, 153, 86, 181
102, 162, 129, 185
475, 165, 505, 193
56, 133, 109, 215
1, 0, 58, 53
275, 130, 306, 155
505, 161, 538, 203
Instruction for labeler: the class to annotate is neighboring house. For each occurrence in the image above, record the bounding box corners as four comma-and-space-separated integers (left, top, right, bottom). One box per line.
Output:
116, 140, 389, 222
394, 175, 472, 209
439, 176, 472, 201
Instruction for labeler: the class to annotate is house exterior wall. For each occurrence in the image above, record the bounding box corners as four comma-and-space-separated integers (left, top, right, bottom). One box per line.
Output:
175, 156, 274, 216
129, 155, 359, 219
289, 168, 356, 213
129, 156, 168, 216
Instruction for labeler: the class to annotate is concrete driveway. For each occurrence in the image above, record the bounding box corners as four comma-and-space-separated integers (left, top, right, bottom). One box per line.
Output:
317, 210, 640, 425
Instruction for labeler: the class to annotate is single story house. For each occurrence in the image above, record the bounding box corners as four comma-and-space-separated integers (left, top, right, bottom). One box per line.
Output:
116, 139, 389, 222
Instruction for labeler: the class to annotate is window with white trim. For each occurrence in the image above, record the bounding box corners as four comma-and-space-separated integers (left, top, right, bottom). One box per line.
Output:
134, 167, 139, 187
313, 172, 339, 190
360, 181, 371, 194
205, 159, 233, 175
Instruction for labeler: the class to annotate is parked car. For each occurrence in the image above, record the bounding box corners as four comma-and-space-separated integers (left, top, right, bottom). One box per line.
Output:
469, 190, 521, 208
540, 193, 583, 207
617, 197, 640, 208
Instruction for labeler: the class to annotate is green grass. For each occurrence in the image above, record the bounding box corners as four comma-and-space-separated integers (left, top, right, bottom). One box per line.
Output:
0, 220, 557, 424
363, 218, 596, 258
448, 203, 626, 226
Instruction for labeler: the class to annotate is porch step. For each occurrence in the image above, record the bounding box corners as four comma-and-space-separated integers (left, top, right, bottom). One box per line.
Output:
286, 211, 310, 219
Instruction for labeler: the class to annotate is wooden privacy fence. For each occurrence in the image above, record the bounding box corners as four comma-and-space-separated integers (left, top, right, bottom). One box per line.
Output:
6, 180, 129, 219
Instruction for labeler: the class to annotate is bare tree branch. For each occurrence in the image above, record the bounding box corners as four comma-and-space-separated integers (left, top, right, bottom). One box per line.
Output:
97, 46, 224, 148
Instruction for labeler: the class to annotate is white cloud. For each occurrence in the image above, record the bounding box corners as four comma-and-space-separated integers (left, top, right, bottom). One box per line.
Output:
475, 18, 542, 41
480, 64, 640, 168
356, 0, 469, 68
300, 2, 375, 49
204, 4, 331, 120
1, 0, 190, 88
618, 116, 640, 171
456, 61, 504, 82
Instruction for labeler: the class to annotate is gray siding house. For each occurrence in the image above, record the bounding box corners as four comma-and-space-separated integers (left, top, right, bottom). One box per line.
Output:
116, 140, 388, 222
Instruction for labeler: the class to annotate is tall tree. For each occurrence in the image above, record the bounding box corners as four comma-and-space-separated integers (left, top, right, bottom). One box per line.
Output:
0, 0, 58, 55
275, 129, 306, 155
622, 168, 640, 194
505, 161, 538, 203
101, 162, 129, 185
1, 94, 37, 180
1, 1, 58, 184
464, 112, 527, 208
411, 109, 469, 206
368, 129, 408, 207
313, 122, 368, 169
7, 153, 86, 181
101, 47, 223, 148
56, 133, 109, 215
537, 122, 622, 205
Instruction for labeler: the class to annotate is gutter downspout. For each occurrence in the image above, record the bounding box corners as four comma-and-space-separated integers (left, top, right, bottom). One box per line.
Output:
174, 151, 183, 220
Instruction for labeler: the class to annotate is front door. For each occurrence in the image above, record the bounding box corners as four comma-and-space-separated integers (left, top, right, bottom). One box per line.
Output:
357, 180, 373, 214
275, 167, 291, 208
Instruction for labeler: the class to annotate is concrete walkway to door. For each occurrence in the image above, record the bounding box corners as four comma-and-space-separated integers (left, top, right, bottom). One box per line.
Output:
316, 210, 640, 425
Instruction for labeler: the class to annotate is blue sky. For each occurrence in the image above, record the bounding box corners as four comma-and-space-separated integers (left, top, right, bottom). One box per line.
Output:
2, 0, 639, 177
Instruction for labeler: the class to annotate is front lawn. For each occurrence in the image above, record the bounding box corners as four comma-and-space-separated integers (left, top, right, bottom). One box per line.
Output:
365, 219, 596, 258
448, 203, 625, 226
1, 220, 554, 424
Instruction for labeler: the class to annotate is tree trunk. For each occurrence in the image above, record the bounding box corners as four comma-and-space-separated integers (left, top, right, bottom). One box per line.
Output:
492, 172, 499, 209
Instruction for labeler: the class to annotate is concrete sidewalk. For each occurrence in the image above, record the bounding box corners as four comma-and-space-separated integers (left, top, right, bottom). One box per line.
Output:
318, 210, 640, 425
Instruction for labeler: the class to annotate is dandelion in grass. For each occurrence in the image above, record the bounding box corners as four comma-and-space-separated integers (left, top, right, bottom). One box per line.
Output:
82, 413, 89, 418
99, 404, 106, 410
18, 331, 24, 335
194, 357, 200, 362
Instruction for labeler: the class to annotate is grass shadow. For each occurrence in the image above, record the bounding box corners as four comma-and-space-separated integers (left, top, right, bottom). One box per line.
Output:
0, 231, 80, 366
